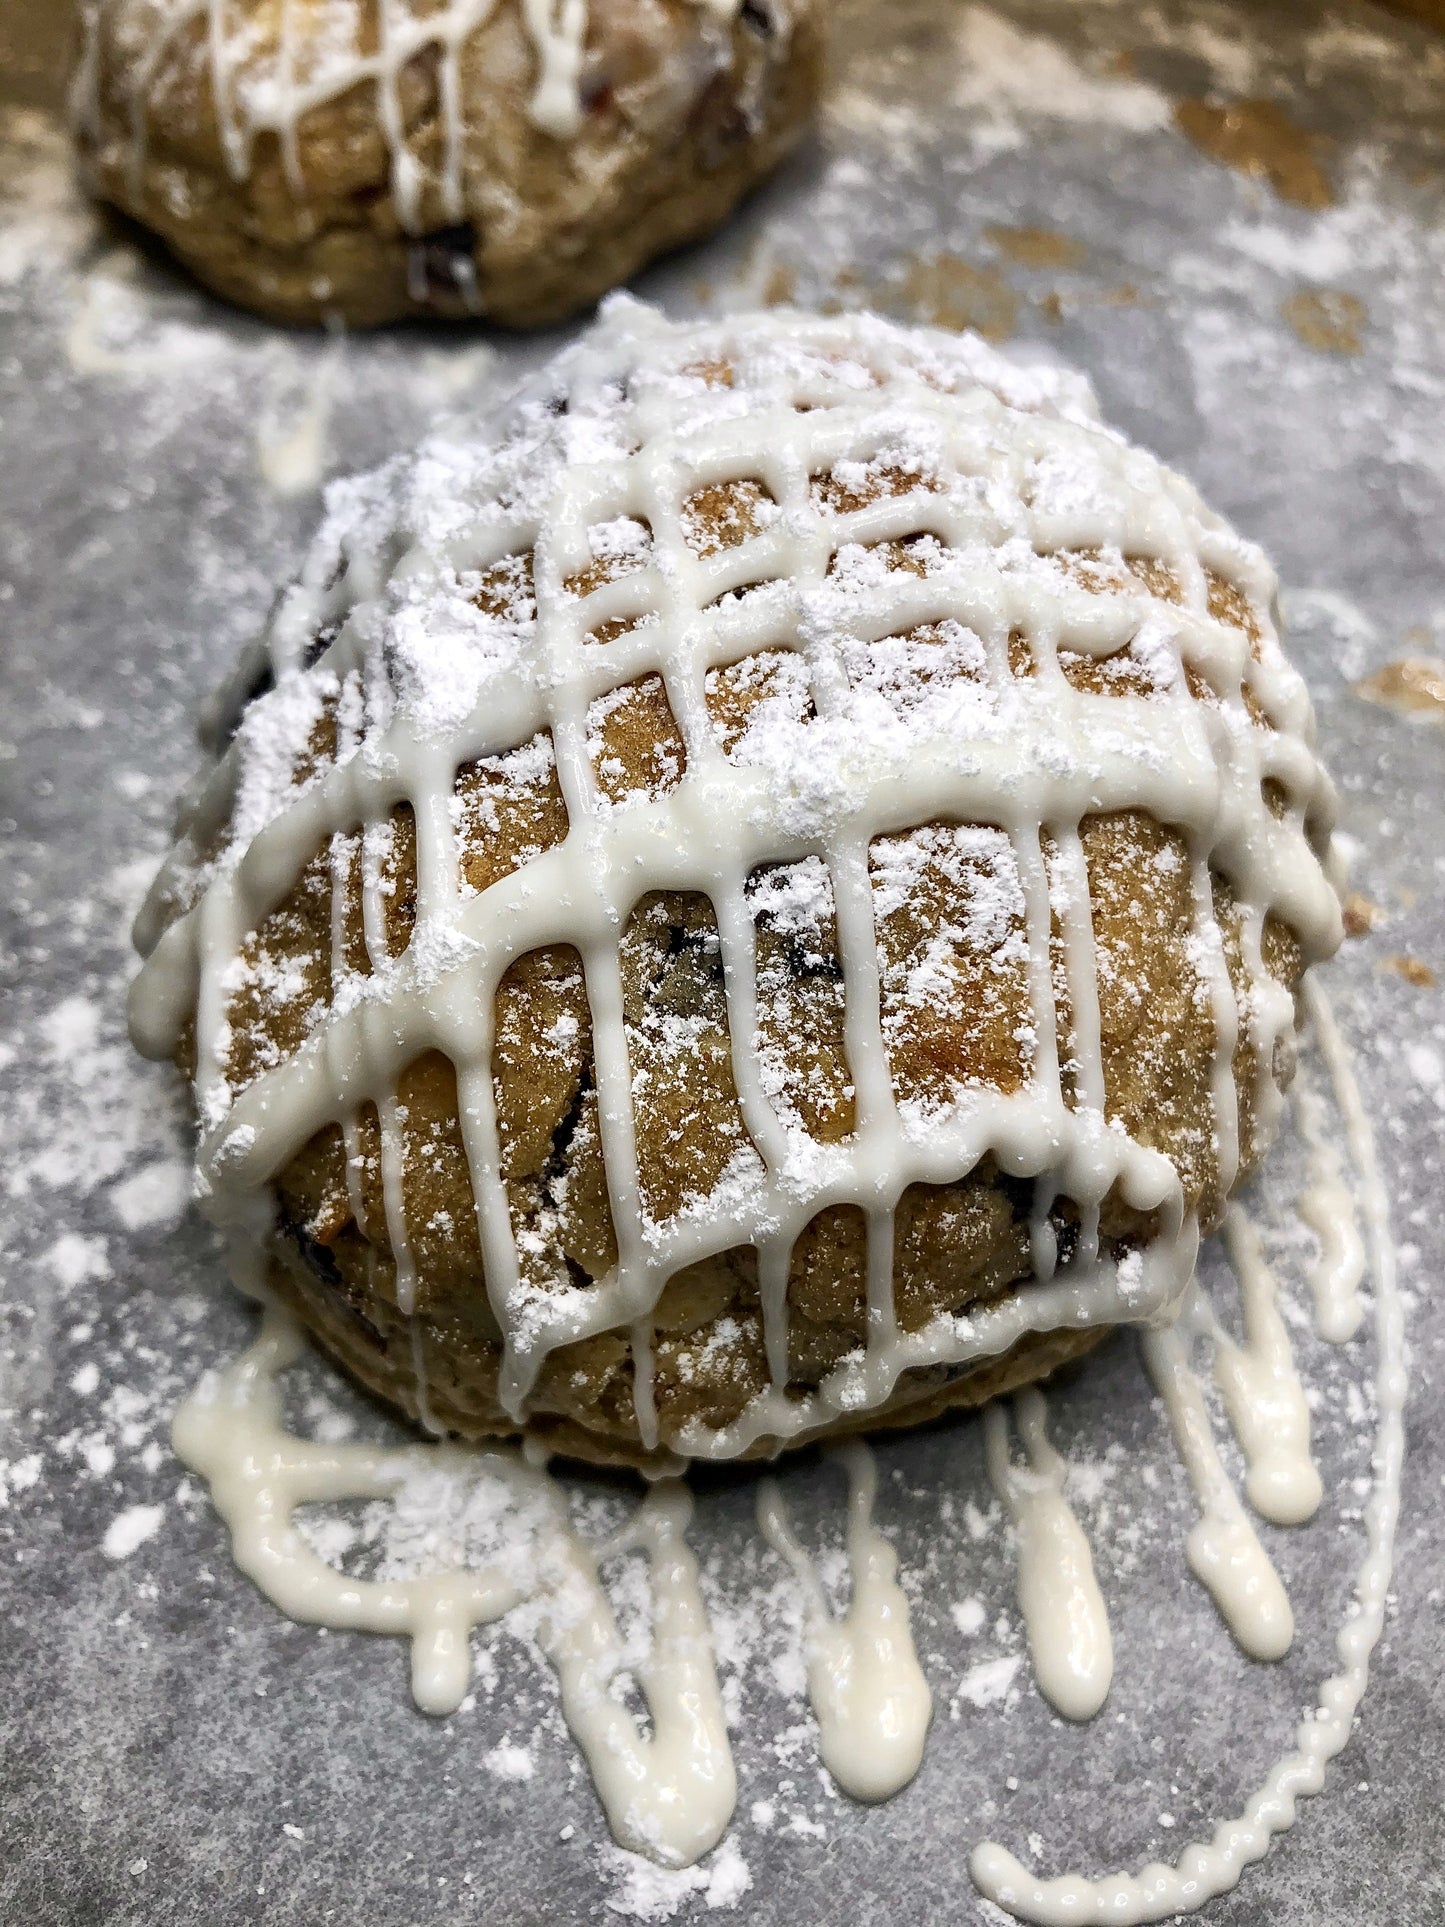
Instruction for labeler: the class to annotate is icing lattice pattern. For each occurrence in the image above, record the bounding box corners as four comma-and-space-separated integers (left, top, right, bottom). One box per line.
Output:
132, 302, 1342, 1457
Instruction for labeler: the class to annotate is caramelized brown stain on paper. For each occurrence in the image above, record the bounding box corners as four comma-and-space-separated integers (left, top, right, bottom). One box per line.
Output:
1174, 98, 1334, 210
1039, 285, 1144, 326
984, 225, 1087, 271
1382, 954, 1437, 989
1342, 893, 1383, 938
1282, 289, 1366, 355
896, 253, 1018, 341
1354, 657, 1445, 721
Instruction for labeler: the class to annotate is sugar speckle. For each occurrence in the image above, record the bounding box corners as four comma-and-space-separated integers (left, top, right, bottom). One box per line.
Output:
102, 1503, 166, 1560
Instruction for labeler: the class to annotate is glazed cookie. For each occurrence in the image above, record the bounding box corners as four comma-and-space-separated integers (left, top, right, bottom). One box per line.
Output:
71, 0, 823, 327
131, 302, 1342, 1469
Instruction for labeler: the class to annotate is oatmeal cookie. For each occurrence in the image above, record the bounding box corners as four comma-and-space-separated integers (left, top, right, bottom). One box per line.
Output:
131, 303, 1343, 1468
73, 0, 822, 327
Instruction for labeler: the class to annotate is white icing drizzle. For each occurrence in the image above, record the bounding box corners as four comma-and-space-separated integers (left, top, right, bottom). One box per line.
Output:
521, 0, 589, 139
174, 1245, 736, 1868
64, 248, 171, 376
1140, 1298, 1295, 1664
971, 982, 1407, 1923
983, 1387, 1112, 1722
1293, 1059, 1367, 1343
756, 1440, 932, 1801
129, 302, 1343, 1460
256, 339, 339, 499
74, 0, 747, 229
172, 990, 1398, 1905
1210, 1204, 1321, 1526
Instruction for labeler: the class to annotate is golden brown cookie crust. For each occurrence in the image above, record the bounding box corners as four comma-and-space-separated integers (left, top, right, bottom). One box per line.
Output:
220, 517, 1309, 1466
265, 1240, 1110, 1470
75, 0, 824, 328
132, 310, 1340, 1467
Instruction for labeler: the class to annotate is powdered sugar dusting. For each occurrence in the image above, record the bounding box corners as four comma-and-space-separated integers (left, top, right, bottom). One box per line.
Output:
4, 0, 1441, 1916
129, 294, 1338, 1471
102, 1499, 166, 1559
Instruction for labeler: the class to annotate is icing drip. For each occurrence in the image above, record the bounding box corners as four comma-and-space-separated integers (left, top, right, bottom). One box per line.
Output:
1140, 1298, 1295, 1664
971, 983, 1406, 1923
64, 248, 172, 376
1210, 1204, 1322, 1525
1293, 1060, 1367, 1343
129, 303, 1343, 1459
256, 341, 339, 498
172, 989, 1399, 1905
174, 1247, 736, 1867
74, 0, 748, 227
756, 1440, 932, 1801
983, 1387, 1112, 1722
522, 0, 588, 139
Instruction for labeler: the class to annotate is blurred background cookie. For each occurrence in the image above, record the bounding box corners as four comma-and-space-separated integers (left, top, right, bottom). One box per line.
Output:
71, 0, 824, 326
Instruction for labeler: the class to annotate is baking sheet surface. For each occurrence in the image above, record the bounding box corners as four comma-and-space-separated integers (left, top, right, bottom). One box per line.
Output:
2, 4, 1444, 1922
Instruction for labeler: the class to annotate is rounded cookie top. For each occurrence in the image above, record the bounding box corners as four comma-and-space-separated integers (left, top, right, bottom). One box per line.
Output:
72, 0, 823, 326
132, 301, 1342, 1460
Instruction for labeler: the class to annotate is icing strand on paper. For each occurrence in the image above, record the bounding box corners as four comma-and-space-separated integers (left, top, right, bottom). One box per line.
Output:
971, 982, 1407, 1923
1209, 1204, 1322, 1526
73, 0, 747, 226
129, 304, 1343, 1459
756, 1440, 932, 1801
173, 992, 1395, 1900
1140, 1295, 1295, 1663
1293, 1059, 1366, 1343
983, 1387, 1112, 1721
173, 1246, 736, 1868
255, 340, 339, 498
